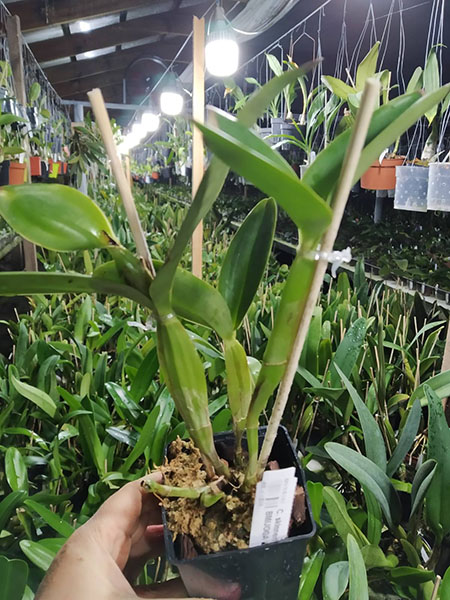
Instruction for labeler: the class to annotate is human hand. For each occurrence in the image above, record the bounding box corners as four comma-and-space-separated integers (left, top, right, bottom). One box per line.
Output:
35, 473, 196, 600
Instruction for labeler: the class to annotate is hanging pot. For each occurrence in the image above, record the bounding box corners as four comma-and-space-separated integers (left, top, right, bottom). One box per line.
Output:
427, 162, 450, 211
360, 157, 404, 190
9, 162, 26, 185
163, 426, 315, 600
30, 156, 42, 177
394, 165, 428, 212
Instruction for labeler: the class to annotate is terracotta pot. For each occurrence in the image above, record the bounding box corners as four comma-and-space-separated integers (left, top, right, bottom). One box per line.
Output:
30, 156, 42, 177
360, 157, 404, 190
9, 162, 26, 185
151, 171, 160, 181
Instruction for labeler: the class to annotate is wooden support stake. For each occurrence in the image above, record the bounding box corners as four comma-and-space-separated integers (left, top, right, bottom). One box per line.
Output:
124, 155, 132, 188
88, 88, 155, 277
6, 15, 37, 272
191, 16, 205, 279
257, 79, 380, 476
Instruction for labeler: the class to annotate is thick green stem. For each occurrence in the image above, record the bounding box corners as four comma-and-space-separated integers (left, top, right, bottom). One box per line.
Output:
245, 253, 316, 483
156, 313, 229, 479
142, 479, 224, 507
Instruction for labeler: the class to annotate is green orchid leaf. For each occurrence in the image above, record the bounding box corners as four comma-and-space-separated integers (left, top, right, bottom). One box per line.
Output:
306, 480, 323, 526
298, 550, 325, 600
19, 538, 65, 572
361, 545, 397, 570
355, 42, 380, 91
28, 81, 41, 103
195, 117, 331, 238
0, 114, 27, 126
335, 364, 386, 471
323, 486, 369, 548
24, 499, 74, 538
218, 198, 276, 328
424, 385, 450, 540
364, 486, 382, 546
172, 264, 234, 340
322, 75, 355, 100
11, 374, 57, 418
386, 398, 421, 477
0, 272, 153, 310
323, 561, 349, 600
409, 370, 450, 407
5, 448, 28, 493
120, 404, 160, 473
347, 534, 368, 600
390, 567, 435, 585
423, 48, 440, 123
0, 184, 117, 251
212, 109, 294, 176
325, 443, 401, 528
105, 382, 142, 425
410, 459, 437, 518
0, 491, 27, 531
0, 556, 28, 600
441, 566, 450, 599
406, 66, 423, 94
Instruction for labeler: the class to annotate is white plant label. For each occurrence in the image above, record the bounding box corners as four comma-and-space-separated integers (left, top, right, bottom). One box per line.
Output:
249, 467, 297, 548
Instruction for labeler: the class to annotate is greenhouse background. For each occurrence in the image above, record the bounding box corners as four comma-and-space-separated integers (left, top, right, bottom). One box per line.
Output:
0, 0, 449, 599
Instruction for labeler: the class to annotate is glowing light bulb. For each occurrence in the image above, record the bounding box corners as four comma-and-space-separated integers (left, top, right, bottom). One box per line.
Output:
131, 123, 145, 140
141, 111, 160, 132
205, 38, 239, 77
160, 91, 184, 116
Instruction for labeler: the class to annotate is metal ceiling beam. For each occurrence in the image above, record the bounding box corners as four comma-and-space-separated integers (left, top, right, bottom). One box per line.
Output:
45, 42, 190, 84
30, 14, 192, 62
62, 99, 147, 110
6, 0, 207, 32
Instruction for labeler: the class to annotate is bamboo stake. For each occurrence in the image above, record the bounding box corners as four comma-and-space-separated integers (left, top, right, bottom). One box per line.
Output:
430, 576, 441, 600
191, 16, 205, 279
257, 79, 380, 476
87, 88, 155, 278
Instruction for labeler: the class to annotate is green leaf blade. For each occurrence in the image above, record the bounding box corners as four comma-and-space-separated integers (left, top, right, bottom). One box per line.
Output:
218, 198, 276, 328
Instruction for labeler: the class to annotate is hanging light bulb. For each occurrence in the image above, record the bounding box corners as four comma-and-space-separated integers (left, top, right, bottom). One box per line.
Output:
131, 123, 145, 140
141, 111, 160, 132
205, 4, 239, 77
160, 91, 183, 116
160, 71, 184, 116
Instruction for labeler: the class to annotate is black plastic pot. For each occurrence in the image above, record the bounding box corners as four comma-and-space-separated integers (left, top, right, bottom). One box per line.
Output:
0, 161, 10, 186
160, 166, 172, 183
163, 426, 315, 600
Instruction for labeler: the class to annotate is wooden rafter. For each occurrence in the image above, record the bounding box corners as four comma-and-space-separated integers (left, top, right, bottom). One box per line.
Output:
7, 0, 206, 32
45, 42, 190, 84
55, 69, 126, 97
30, 14, 192, 62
